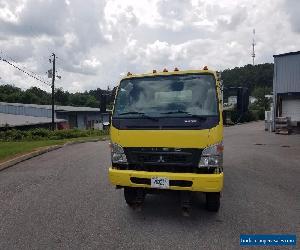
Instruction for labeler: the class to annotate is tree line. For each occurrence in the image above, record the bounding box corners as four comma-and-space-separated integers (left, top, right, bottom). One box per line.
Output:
222, 63, 273, 96
0, 63, 274, 108
0, 85, 116, 109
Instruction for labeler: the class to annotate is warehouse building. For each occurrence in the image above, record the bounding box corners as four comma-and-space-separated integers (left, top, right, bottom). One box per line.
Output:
273, 51, 300, 132
0, 102, 110, 129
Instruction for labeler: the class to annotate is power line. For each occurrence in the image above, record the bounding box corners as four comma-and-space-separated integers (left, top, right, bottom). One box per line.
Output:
7, 56, 48, 82
0, 51, 50, 83
0, 56, 51, 87
1, 57, 51, 86
0, 54, 50, 85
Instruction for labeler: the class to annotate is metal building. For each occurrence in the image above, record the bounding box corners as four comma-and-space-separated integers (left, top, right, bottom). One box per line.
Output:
0, 102, 110, 129
273, 51, 300, 129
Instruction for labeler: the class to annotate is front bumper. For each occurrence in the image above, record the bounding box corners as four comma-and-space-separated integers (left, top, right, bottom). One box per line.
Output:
109, 168, 223, 192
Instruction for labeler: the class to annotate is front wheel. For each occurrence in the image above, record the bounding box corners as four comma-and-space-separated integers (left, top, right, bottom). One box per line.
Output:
124, 187, 145, 206
206, 192, 220, 212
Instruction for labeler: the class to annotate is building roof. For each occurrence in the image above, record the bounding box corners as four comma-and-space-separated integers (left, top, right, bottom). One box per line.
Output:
0, 113, 66, 127
273, 50, 300, 58
0, 102, 101, 112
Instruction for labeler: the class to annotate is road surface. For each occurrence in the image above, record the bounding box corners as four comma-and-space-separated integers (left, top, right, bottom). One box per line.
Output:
0, 122, 299, 249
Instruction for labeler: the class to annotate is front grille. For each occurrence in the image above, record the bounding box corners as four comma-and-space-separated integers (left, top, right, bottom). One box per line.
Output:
119, 147, 210, 174
136, 153, 188, 164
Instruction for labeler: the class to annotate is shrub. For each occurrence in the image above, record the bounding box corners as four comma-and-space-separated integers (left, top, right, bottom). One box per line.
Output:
30, 128, 51, 138
249, 109, 265, 121
50, 129, 89, 139
0, 129, 24, 141
225, 109, 264, 124
0, 128, 108, 141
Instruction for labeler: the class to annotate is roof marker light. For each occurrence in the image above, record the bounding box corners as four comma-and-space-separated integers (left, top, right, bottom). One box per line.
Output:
203, 66, 208, 70
174, 67, 179, 71
153, 69, 157, 73
127, 72, 132, 76
163, 68, 168, 72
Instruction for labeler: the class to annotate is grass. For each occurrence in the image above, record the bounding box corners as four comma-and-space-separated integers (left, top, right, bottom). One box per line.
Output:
0, 135, 108, 163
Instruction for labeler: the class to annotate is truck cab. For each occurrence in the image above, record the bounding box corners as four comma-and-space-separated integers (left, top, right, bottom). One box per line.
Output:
109, 68, 224, 212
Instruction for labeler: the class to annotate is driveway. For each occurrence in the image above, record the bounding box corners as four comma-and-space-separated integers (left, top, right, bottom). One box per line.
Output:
0, 122, 299, 249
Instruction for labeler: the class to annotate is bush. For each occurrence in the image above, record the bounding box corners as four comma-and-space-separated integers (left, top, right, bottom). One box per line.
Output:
225, 109, 265, 124
49, 129, 89, 139
30, 128, 51, 138
249, 109, 265, 121
0, 129, 24, 141
0, 128, 108, 142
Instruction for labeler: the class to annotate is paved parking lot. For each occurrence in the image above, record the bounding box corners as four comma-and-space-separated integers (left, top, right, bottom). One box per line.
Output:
0, 122, 299, 249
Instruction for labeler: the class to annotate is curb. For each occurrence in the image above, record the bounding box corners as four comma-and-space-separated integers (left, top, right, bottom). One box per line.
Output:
0, 138, 107, 172
0, 145, 63, 172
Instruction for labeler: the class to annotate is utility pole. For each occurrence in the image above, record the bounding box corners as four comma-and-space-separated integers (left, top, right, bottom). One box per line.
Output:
51, 53, 56, 131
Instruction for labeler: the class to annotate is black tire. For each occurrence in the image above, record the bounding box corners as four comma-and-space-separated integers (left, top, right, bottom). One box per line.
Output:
206, 192, 220, 212
124, 187, 145, 206
124, 187, 138, 206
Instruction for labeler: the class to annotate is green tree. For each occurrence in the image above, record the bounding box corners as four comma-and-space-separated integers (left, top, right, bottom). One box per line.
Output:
222, 63, 274, 92
69, 93, 89, 106
21, 91, 39, 104
85, 95, 99, 108
55, 88, 70, 106
26, 87, 51, 104
251, 86, 272, 110
0, 84, 115, 108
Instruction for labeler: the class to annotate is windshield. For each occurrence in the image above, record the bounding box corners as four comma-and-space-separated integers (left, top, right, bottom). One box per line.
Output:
113, 74, 218, 118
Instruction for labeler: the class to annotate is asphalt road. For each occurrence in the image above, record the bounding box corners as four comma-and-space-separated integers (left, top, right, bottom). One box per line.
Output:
0, 122, 299, 249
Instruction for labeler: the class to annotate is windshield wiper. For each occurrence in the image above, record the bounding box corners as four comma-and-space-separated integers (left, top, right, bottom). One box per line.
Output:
160, 110, 209, 120
161, 110, 190, 115
118, 111, 159, 121
119, 111, 144, 115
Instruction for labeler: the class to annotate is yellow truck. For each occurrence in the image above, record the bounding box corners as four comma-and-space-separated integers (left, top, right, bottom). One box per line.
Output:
109, 67, 224, 212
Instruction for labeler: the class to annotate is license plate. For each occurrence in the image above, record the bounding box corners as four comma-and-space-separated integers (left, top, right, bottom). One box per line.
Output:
151, 177, 169, 189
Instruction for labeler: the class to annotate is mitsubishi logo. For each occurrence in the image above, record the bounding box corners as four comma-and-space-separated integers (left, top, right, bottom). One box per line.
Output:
157, 155, 165, 163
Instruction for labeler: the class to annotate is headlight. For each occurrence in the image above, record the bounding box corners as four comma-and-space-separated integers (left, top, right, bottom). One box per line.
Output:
110, 143, 128, 164
198, 142, 223, 168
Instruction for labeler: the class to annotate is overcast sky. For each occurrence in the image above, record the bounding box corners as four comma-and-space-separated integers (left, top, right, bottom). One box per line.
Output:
0, 0, 299, 92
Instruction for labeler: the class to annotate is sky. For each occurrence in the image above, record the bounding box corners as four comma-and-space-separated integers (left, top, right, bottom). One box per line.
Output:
0, 0, 299, 93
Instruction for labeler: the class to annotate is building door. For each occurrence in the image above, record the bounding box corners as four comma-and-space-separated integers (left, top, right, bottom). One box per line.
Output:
282, 98, 300, 122
68, 113, 77, 128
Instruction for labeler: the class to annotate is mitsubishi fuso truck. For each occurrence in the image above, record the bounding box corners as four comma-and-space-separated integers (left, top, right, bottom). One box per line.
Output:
109, 67, 224, 212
